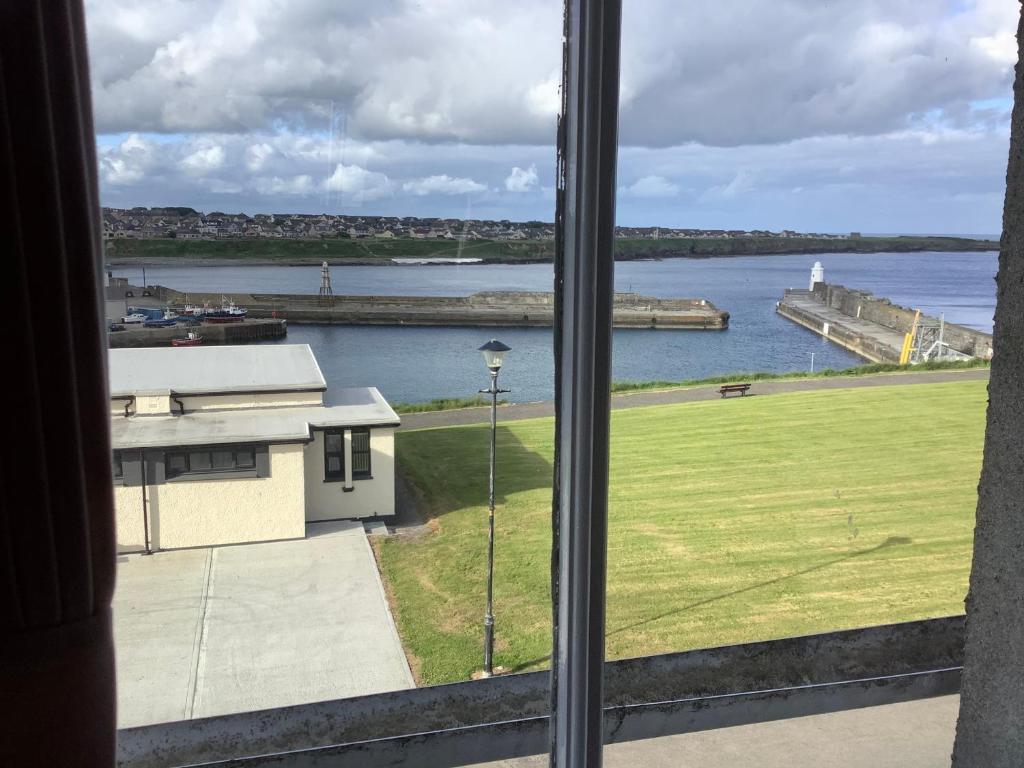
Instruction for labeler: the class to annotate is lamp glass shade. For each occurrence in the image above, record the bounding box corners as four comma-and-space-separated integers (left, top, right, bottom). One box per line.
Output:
479, 339, 511, 371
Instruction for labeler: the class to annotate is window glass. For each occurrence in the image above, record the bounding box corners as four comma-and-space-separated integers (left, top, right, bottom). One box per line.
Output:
212, 450, 235, 469
167, 453, 187, 476
190, 452, 212, 471
112, 451, 123, 480
352, 429, 371, 477
236, 448, 255, 469
324, 429, 345, 480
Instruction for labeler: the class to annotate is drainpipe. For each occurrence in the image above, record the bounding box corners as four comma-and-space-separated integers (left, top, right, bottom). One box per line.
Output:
141, 457, 152, 556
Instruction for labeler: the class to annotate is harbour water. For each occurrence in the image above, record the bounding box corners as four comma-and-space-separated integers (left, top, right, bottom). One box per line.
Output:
112, 251, 997, 404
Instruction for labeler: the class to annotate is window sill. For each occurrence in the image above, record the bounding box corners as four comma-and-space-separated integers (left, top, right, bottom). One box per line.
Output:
323, 477, 347, 484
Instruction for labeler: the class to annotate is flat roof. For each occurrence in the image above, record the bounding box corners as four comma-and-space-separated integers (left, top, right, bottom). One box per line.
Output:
110, 387, 400, 449
109, 344, 326, 397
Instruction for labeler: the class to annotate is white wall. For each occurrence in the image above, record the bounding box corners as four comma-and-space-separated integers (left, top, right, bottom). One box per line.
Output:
109, 390, 323, 418
304, 428, 395, 521
179, 391, 323, 411
113, 443, 306, 552
134, 393, 171, 415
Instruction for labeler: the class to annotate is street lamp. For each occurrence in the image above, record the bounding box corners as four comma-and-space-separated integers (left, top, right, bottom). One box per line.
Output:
478, 339, 511, 678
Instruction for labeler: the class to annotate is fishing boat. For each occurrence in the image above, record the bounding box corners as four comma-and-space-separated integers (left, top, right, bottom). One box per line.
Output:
145, 307, 184, 327
121, 312, 148, 324
204, 296, 248, 323
179, 302, 211, 318
171, 332, 204, 347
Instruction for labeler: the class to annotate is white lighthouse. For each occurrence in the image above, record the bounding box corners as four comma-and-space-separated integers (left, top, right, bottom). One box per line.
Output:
809, 261, 824, 290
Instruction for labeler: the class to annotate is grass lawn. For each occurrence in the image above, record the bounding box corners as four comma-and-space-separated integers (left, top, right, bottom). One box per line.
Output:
377, 380, 986, 685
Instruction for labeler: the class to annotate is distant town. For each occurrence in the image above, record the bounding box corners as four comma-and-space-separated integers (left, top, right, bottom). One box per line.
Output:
101, 206, 852, 243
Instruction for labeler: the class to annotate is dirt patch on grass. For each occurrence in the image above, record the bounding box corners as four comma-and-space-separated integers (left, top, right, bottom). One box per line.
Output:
369, 536, 424, 685
392, 469, 442, 539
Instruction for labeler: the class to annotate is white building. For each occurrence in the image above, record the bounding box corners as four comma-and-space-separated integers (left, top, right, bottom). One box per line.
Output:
109, 344, 399, 552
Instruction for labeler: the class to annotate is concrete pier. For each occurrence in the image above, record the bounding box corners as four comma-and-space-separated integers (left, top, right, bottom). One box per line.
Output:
108, 318, 287, 348
153, 289, 730, 330
777, 283, 993, 363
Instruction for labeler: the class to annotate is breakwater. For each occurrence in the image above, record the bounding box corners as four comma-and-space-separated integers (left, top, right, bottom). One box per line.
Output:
108, 318, 287, 348
777, 283, 993, 363
153, 288, 730, 330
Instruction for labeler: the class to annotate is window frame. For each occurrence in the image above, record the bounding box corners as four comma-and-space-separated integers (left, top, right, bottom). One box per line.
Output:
165, 443, 260, 481
351, 427, 372, 480
323, 429, 346, 482
112, 450, 124, 483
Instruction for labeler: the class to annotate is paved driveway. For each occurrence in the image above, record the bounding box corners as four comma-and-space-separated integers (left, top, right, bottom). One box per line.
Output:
113, 521, 413, 728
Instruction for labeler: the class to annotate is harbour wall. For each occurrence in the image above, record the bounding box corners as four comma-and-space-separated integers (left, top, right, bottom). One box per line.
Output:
812, 283, 993, 359
108, 318, 287, 348
153, 288, 730, 330
776, 295, 898, 363
777, 283, 993, 363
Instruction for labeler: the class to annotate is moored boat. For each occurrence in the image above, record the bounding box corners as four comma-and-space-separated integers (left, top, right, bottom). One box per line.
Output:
171, 332, 204, 347
204, 295, 248, 321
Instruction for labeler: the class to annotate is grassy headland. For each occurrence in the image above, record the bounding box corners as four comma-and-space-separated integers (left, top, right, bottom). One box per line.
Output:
104, 234, 997, 266
377, 379, 984, 684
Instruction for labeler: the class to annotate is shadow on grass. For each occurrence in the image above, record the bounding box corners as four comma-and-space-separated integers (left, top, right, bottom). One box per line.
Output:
504, 535, 913, 674
399, 424, 553, 521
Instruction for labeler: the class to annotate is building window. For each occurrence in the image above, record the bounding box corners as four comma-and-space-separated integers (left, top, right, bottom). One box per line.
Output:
112, 450, 123, 482
324, 430, 345, 481
352, 428, 372, 479
166, 445, 258, 479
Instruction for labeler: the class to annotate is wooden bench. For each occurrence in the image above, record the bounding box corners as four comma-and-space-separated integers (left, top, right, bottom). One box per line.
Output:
719, 383, 752, 398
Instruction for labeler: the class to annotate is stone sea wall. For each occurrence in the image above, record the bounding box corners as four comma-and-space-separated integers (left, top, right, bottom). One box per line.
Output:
811, 283, 993, 360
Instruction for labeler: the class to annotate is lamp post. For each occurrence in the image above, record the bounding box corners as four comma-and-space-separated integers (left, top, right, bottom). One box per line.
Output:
478, 339, 511, 677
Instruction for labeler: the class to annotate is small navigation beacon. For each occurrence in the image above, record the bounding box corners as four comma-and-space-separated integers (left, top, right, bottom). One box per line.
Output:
809, 261, 825, 290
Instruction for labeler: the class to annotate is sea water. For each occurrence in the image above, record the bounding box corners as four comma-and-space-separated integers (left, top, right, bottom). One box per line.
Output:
111, 251, 997, 404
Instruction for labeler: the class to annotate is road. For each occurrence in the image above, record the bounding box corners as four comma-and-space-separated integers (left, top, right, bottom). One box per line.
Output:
400, 368, 990, 430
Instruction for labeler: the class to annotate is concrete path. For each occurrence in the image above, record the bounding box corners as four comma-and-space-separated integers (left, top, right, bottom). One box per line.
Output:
113, 521, 413, 728
474, 695, 959, 768
400, 369, 990, 430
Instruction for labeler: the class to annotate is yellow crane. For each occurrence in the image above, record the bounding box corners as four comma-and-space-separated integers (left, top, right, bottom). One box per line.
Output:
899, 310, 921, 365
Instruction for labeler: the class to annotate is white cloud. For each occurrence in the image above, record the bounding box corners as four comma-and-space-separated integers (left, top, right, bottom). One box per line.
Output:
701, 170, 755, 201
254, 174, 315, 196
181, 145, 225, 174
84, 0, 1016, 147
90, 123, 1010, 235
98, 133, 155, 185
323, 162, 392, 201
402, 174, 487, 196
246, 143, 274, 172
505, 164, 539, 192
621, 175, 679, 198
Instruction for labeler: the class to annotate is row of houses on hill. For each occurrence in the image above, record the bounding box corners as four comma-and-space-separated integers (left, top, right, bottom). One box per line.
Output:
101, 207, 845, 242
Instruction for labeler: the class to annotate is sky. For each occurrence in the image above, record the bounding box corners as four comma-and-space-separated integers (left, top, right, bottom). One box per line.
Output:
85, 0, 1018, 233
